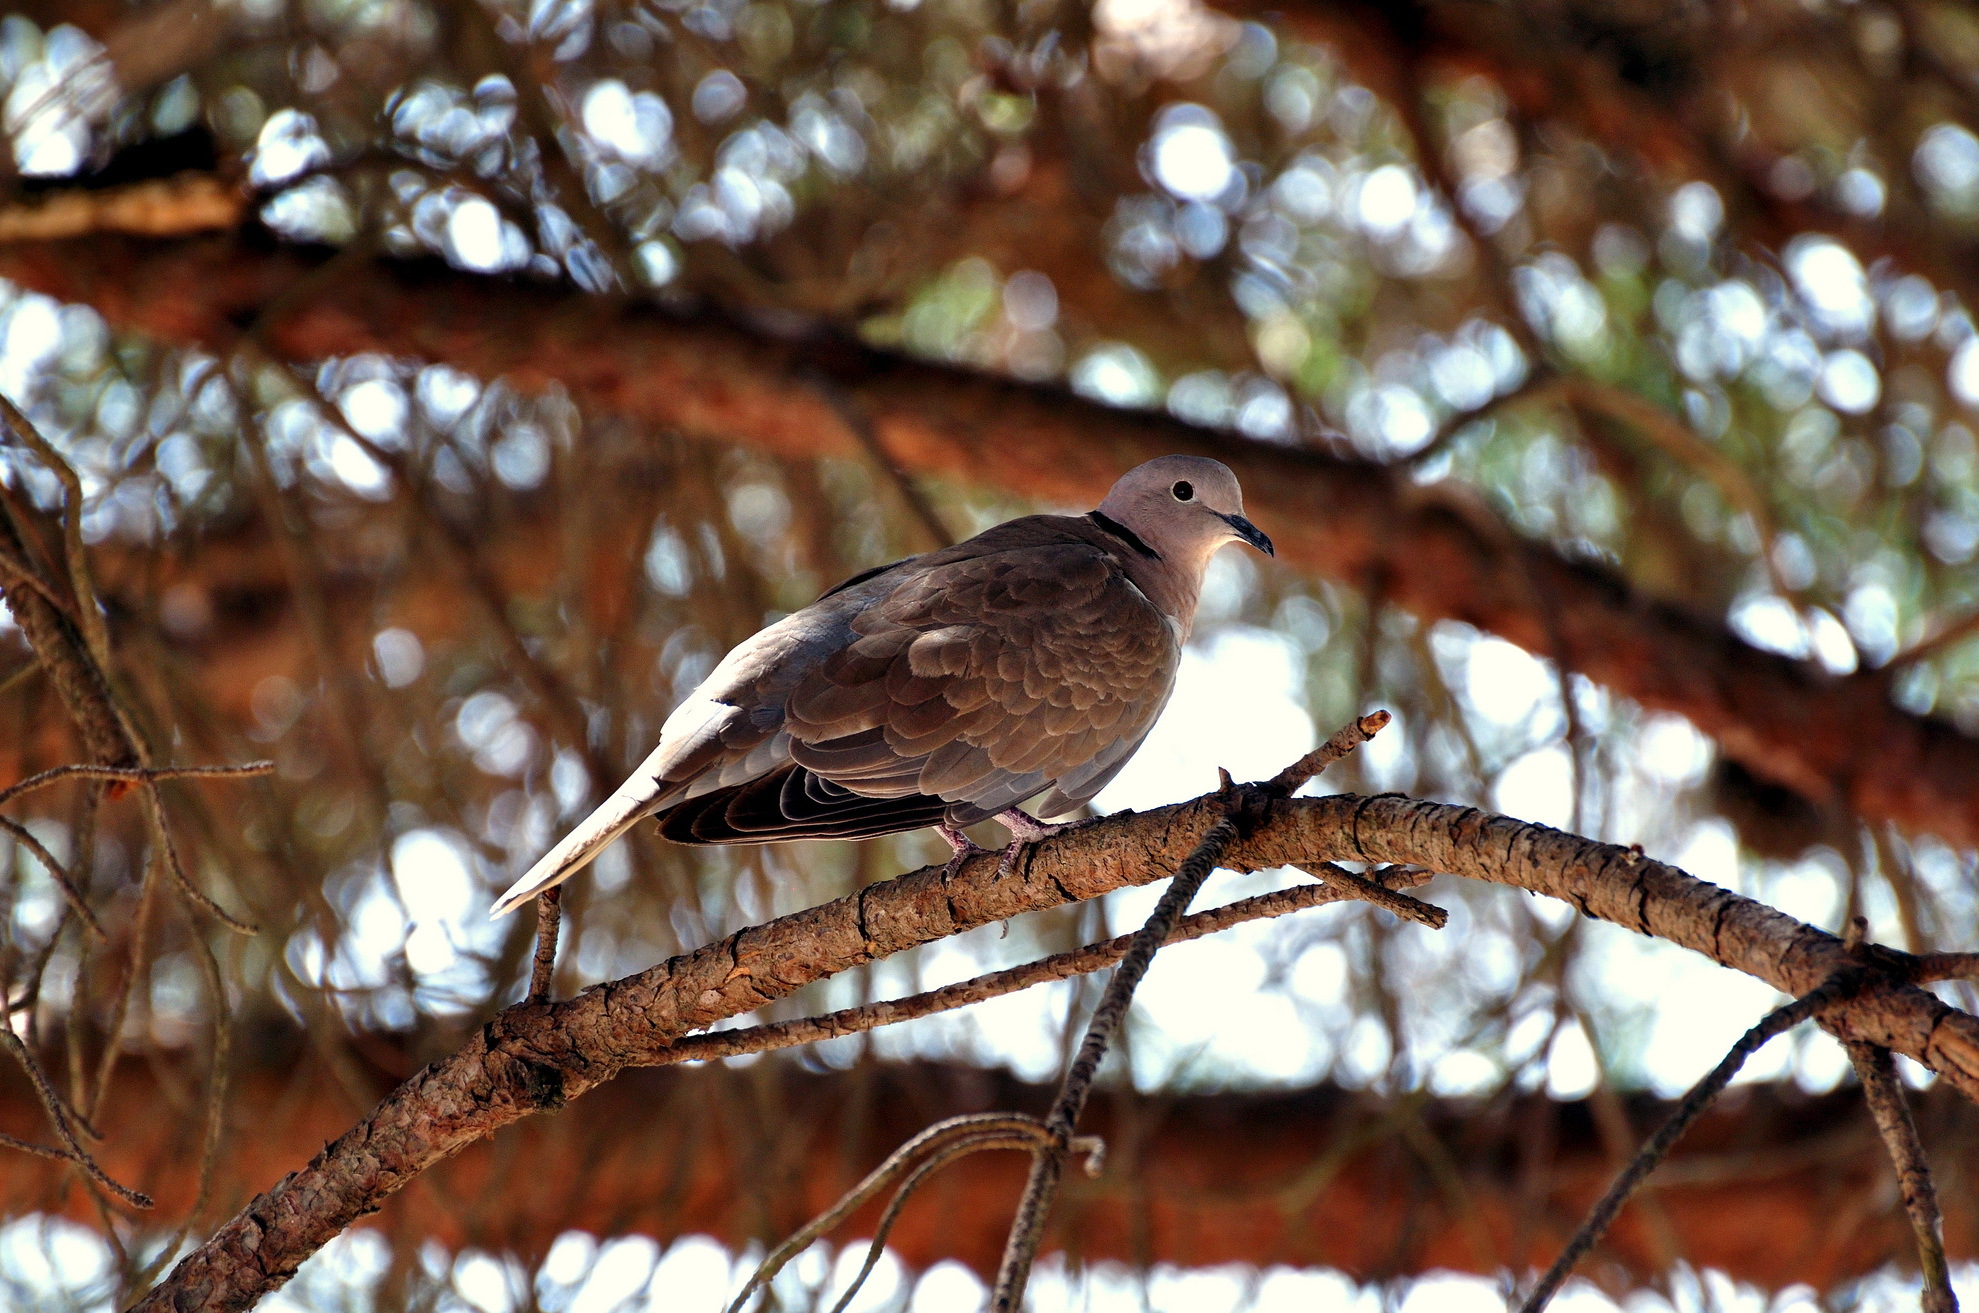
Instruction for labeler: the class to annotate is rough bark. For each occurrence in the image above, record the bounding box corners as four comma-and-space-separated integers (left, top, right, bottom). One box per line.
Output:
125, 789, 1979, 1311
3, 1041, 1965, 1293
1, 232, 1974, 850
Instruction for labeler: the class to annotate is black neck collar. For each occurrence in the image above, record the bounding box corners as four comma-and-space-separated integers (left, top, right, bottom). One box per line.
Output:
1087, 510, 1161, 561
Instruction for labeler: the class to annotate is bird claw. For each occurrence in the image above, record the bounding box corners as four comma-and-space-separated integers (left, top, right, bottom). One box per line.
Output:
937, 823, 990, 879
941, 811, 1085, 880
991, 809, 1083, 879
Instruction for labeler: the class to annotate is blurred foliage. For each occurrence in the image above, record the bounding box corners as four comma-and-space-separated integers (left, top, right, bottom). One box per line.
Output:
2, 0, 1979, 1305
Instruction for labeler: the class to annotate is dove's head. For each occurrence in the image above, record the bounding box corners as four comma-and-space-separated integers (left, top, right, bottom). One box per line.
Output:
1095, 456, 1274, 573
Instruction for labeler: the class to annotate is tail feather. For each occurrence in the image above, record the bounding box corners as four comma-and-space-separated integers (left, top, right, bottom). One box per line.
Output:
489, 770, 667, 918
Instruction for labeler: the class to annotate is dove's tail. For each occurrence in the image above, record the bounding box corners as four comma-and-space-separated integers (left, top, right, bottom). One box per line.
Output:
489, 771, 665, 918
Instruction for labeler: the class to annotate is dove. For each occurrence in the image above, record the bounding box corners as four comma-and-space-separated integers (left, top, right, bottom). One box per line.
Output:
490, 455, 1273, 918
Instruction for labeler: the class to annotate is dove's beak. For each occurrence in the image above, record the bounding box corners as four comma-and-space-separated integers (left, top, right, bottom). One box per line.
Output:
1221, 513, 1274, 557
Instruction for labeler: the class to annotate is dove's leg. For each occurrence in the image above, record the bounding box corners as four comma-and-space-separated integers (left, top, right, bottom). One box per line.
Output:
991, 808, 1086, 878
937, 822, 991, 878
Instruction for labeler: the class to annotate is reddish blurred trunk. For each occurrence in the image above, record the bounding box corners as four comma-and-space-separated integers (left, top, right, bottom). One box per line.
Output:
2, 1033, 1963, 1290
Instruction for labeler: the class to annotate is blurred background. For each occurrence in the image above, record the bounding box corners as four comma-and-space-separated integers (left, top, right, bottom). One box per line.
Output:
0, 0, 1977, 1307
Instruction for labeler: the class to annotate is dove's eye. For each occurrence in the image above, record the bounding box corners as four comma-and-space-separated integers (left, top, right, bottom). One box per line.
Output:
1171, 481, 1194, 501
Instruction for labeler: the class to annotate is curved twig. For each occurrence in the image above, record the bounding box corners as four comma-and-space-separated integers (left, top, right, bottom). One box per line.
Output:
723, 1114, 1097, 1313
0, 761, 273, 811
0, 813, 105, 940
1516, 973, 1865, 1313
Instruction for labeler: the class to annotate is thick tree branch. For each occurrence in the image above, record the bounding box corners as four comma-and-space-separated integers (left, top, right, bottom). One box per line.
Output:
2, 1043, 1966, 1288
1, 232, 1971, 848
128, 778, 1979, 1312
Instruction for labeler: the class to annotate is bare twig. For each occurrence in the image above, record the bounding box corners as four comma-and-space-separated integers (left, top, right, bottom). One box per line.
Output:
139, 786, 256, 935
528, 887, 561, 1004
1885, 608, 1979, 672
0, 1029, 153, 1209
0, 761, 273, 810
1516, 973, 1866, 1313
88, 850, 163, 1123
0, 484, 135, 773
0, 540, 85, 623
181, 917, 235, 1231
725, 1114, 1101, 1313
668, 869, 1440, 1066
0, 393, 112, 669
1846, 1041, 1957, 1313
992, 713, 1392, 1311
813, 376, 956, 551
1303, 859, 1443, 928
990, 810, 1243, 1311
1913, 952, 1979, 983
1266, 710, 1393, 797
0, 813, 104, 940
0, 1129, 72, 1160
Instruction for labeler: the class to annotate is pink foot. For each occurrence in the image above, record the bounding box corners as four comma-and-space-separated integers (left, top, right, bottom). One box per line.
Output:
992, 808, 1082, 878
937, 822, 990, 878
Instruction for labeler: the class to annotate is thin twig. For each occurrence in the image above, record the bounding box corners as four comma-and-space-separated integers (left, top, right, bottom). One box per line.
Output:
180, 914, 235, 1232
724, 1114, 1099, 1313
1885, 608, 1979, 672
0, 541, 85, 624
823, 1129, 1096, 1313
1304, 859, 1443, 928
0, 1029, 152, 1208
1846, 1041, 1958, 1313
529, 887, 561, 1004
989, 810, 1244, 1311
1266, 710, 1393, 798
990, 714, 1391, 1311
139, 784, 256, 934
1516, 973, 1865, 1313
0, 658, 40, 698
0, 761, 273, 810
0, 1129, 71, 1160
88, 849, 163, 1123
813, 377, 956, 551
0, 813, 105, 939
0, 393, 112, 668
667, 870, 1440, 1066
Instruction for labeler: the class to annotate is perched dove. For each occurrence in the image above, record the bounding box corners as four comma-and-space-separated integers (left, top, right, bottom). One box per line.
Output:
490, 456, 1272, 917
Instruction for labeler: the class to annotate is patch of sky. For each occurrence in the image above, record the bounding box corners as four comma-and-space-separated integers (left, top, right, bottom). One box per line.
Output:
3, 23, 107, 176
1786, 236, 1876, 340
1069, 341, 1161, 408
1914, 121, 1979, 218
1148, 103, 1240, 205
674, 121, 804, 245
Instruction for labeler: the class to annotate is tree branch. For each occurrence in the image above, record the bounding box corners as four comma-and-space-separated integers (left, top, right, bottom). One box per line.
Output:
1846, 1041, 1958, 1313
129, 767, 1979, 1310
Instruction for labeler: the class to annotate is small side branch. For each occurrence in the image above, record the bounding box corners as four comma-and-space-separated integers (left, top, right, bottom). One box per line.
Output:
1847, 1041, 1957, 1313
0, 1029, 152, 1209
0, 761, 273, 810
528, 888, 561, 1004
1517, 975, 1863, 1313
725, 1114, 1101, 1313
668, 869, 1441, 1066
991, 712, 1394, 1312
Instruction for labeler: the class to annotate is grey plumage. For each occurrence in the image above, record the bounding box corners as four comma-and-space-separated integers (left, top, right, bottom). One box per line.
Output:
490, 455, 1272, 917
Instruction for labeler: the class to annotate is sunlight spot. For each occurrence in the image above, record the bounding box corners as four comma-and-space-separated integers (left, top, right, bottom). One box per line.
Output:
1355, 164, 1417, 237
445, 197, 509, 273
1151, 107, 1236, 203
1818, 349, 1880, 413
